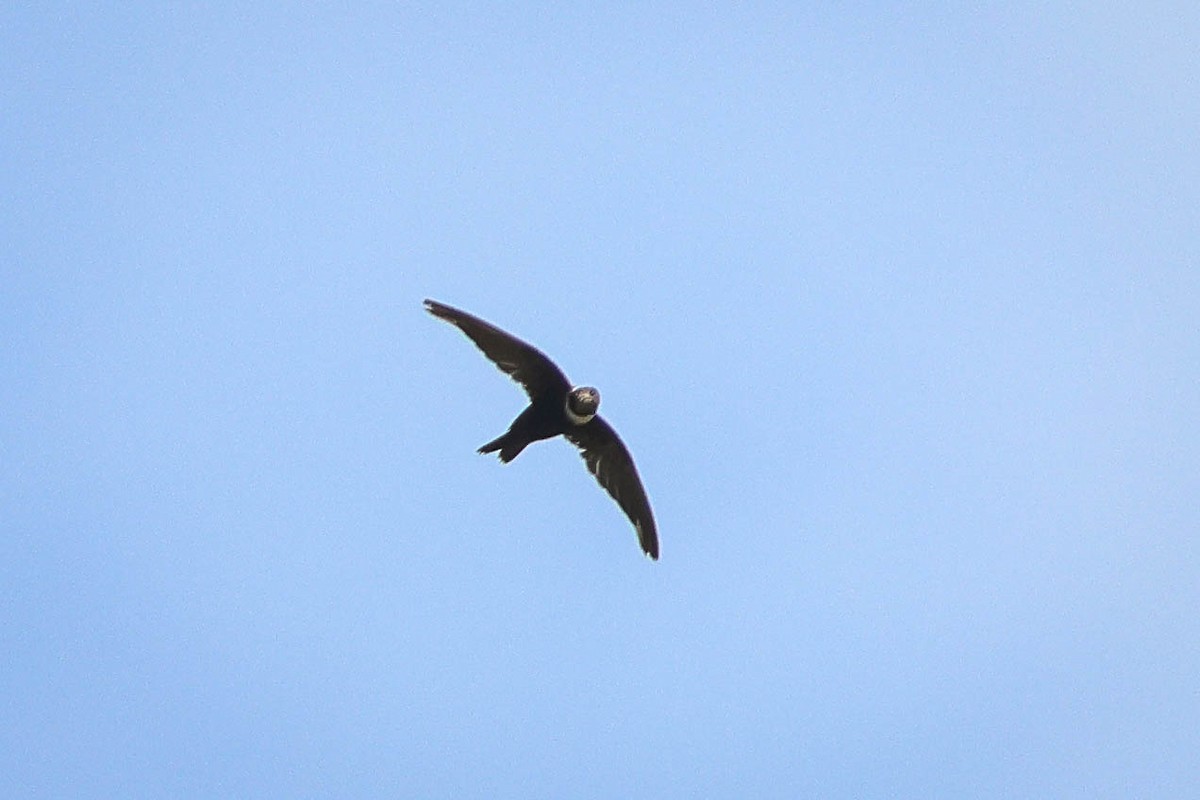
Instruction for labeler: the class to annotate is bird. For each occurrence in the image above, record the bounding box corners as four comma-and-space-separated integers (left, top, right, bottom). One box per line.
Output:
423, 298, 659, 560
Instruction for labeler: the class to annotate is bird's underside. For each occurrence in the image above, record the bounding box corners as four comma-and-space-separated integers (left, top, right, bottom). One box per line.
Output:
424, 298, 659, 560
476, 400, 563, 463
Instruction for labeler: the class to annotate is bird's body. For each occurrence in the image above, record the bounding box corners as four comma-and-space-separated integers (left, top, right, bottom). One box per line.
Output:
477, 397, 566, 463
424, 299, 659, 560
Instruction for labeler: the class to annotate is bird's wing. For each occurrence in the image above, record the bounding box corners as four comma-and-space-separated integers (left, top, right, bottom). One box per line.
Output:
564, 416, 659, 560
424, 299, 571, 400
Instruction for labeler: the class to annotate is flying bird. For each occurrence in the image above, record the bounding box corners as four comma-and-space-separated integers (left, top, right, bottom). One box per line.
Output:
424, 298, 659, 560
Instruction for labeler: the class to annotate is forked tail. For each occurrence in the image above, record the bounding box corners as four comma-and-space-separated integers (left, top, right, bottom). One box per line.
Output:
478, 432, 527, 463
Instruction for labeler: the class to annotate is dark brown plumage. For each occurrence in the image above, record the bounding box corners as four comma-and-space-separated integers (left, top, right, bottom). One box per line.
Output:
424, 299, 659, 560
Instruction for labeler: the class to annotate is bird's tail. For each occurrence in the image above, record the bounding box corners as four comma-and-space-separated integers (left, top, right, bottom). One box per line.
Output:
478, 433, 526, 463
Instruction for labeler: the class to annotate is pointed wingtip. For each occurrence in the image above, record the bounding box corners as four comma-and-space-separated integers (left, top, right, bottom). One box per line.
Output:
424, 299, 454, 323
637, 523, 659, 561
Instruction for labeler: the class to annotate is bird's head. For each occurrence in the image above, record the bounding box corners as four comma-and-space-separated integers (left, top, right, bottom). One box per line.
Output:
565, 386, 600, 425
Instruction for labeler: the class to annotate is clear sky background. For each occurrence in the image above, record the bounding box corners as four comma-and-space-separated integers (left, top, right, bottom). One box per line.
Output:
3, 4, 1197, 797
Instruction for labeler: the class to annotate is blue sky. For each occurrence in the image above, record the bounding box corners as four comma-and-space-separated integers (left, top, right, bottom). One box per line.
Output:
3, 3, 1197, 797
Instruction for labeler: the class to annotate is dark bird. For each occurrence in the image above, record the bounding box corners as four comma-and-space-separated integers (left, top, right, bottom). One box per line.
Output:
424, 299, 659, 560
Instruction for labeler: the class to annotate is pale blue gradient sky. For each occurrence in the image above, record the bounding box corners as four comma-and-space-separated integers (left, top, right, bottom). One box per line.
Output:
3, 4, 1197, 797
